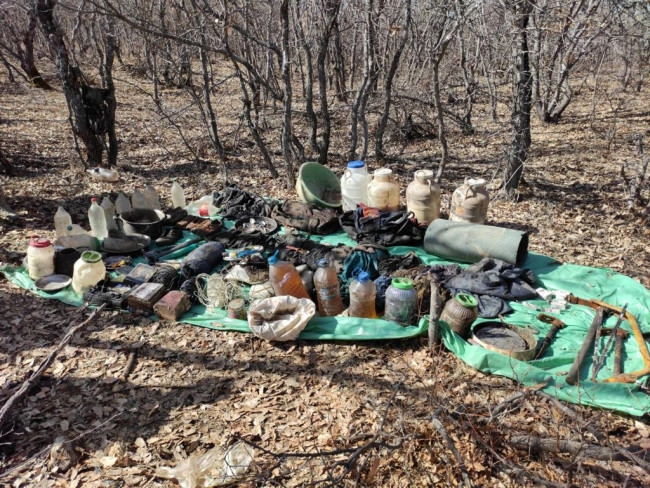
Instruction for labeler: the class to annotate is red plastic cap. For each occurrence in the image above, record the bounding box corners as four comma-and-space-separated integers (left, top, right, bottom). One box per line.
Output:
30, 237, 51, 248
91, 197, 98, 202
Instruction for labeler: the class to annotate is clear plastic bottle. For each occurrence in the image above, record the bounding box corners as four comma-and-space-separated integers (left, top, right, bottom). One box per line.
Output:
115, 192, 132, 214
313, 258, 343, 316
87, 167, 119, 182
268, 252, 311, 300
144, 183, 162, 210
27, 236, 55, 280
186, 195, 218, 217
131, 189, 148, 209
348, 271, 377, 319
171, 180, 186, 208
72, 251, 106, 294
384, 278, 418, 326
54, 205, 73, 238
88, 197, 108, 239
100, 196, 117, 231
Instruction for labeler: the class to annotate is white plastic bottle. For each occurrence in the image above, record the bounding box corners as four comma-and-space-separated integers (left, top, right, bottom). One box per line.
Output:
88, 197, 108, 239
131, 189, 148, 209
341, 160, 370, 211
54, 205, 73, 238
171, 180, 186, 208
115, 192, 131, 214
144, 183, 162, 210
100, 196, 117, 231
27, 236, 55, 280
87, 167, 119, 182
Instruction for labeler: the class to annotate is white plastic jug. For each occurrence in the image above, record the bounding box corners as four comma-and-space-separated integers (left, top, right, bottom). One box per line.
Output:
72, 251, 106, 294
88, 197, 108, 239
367, 168, 400, 212
144, 183, 162, 210
406, 169, 441, 225
87, 167, 119, 182
54, 205, 73, 238
131, 190, 148, 209
171, 180, 186, 208
341, 160, 370, 211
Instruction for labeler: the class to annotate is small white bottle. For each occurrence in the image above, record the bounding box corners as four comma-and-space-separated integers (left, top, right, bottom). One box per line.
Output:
115, 192, 131, 214
144, 183, 161, 209
54, 205, 73, 237
171, 180, 186, 208
131, 189, 148, 209
88, 197, 108, 239
100, 196, 117, 231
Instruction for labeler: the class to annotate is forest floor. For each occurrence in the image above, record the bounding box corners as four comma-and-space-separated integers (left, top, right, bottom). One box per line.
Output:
1, 64, 650, 487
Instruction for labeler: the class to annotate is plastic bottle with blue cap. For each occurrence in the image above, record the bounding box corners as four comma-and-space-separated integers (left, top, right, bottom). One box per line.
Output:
349, 270, 377, 318
268, 252, 311, 300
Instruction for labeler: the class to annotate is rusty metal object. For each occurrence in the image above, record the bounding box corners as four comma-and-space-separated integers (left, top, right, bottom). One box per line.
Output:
471, 321, 538, 361
592, 303, 628, 381
534, 313, 566, 360
566, 307, 605, 386
614, 329, 629, 376
567, 294, 650, 384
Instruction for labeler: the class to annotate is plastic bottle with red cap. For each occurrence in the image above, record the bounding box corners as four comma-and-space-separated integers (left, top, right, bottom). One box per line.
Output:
27, 236, 55, 280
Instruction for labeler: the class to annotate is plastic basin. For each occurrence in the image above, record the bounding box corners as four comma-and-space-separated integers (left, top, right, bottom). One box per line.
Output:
296, 162, 342, 208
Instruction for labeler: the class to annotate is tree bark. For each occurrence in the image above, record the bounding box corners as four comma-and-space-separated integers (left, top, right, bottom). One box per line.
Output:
20, 5, 52, 90
504, 0, 535, 199
280, 0, 296, 187
375, 0, 412, 161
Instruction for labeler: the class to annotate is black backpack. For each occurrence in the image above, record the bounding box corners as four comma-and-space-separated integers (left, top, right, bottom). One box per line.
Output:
339, 207, 425, 247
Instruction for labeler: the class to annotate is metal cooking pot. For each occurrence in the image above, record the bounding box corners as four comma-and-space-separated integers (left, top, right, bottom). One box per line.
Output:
115, 209, 166, 239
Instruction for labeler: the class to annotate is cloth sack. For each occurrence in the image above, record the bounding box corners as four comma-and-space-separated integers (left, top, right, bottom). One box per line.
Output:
248, 296, 316, 341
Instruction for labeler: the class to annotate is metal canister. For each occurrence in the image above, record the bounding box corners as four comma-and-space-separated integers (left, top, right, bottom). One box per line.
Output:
227, 298, 247, 320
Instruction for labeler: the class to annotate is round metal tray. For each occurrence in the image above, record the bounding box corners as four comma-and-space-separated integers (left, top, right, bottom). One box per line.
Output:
471, 321, 538, 361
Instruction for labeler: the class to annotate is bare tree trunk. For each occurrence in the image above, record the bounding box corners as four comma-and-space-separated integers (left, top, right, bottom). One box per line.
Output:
280, 0, 295, 187
504, 0, 535, 199
375, 0, 412, 161
20, 5, 52, 90
36, 0, 112, 167
100, 2, 118, 167
433, 54, 449, 183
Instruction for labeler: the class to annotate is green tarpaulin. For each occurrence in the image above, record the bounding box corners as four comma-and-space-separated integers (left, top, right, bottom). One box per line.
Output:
2, 230, 649, 416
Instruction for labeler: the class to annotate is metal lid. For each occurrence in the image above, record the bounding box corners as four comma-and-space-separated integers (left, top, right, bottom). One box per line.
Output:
348, 160, 365, 169
81, 250, 102, 263
316, 258, 330, 268
391, 278, 413, 290
29, 236, 51, 248
454, 293, 478, 308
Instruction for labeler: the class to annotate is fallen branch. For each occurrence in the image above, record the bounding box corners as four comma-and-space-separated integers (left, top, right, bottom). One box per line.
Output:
0, 305, 105, 428
432, 411, 472, 488
119, 350, 138, 382
511, 435, 636, 462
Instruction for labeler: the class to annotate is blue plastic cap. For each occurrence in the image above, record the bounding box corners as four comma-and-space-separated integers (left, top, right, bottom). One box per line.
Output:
348, 160, 365, 169
357, 271, 369, 283
268, 251, 279, 266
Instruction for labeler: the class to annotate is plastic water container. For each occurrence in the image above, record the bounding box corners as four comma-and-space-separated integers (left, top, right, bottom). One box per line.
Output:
87, 167, 119, 182
341, 160, 370, 211
88, 197, 108, 239
450, 178, 490, 224
54, 205, 73, 238
27, 236, 55, 280
171, 180, 186, 208
100, 196, 117, 231
406, 170, 440, 225
384, 278, 418, 326
72, 251, 106, 294
368, 168, 399, 212
144, 183, 162, 210
66, 224, 89, 236
313, 258, 343, 316
268, 253, 311, 300
115, 192, 131, 214
348, 271, 377, 318
131, 190, 148, 209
